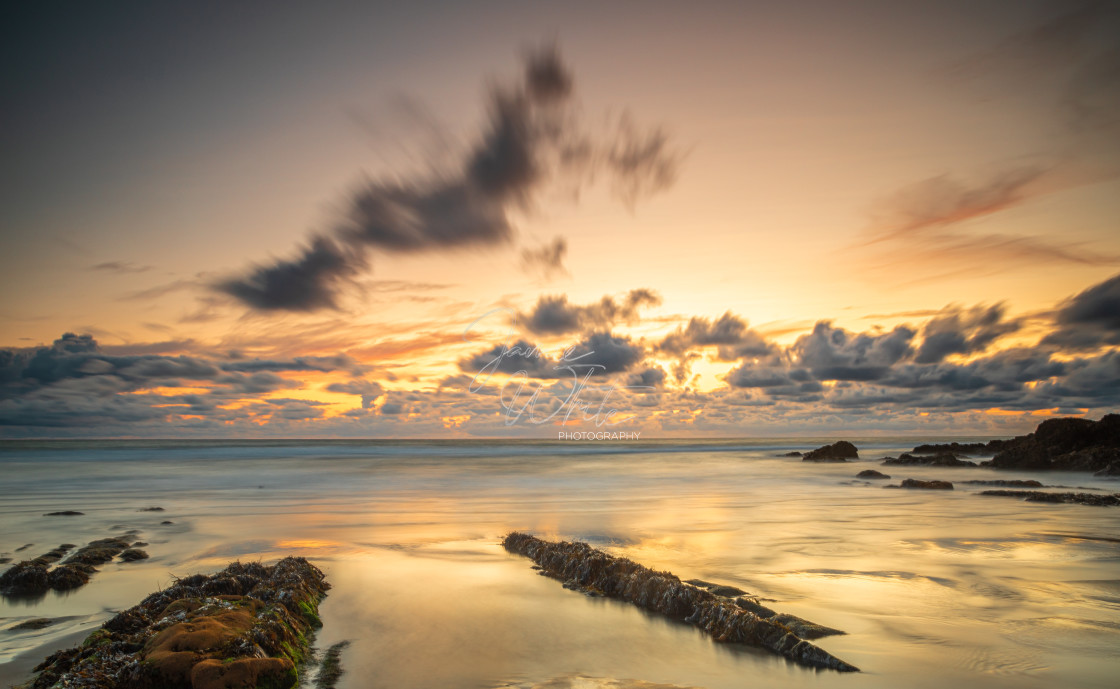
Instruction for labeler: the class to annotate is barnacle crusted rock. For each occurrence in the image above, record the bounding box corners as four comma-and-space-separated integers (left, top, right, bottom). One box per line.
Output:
19, 556, 329, 689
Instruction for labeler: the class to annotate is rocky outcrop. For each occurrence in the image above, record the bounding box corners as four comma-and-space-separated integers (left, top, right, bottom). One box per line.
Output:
19, 557, 329, 689
898, 479, 953, 490
979, 490, 1120, 506
882, 453, 976, 467
503, 532, 858, 672
1, 536, 142, 597
856, 470, 890, 479
986, 414, 1120, 472
802, 441, 858, 462
910, 440, 1008, 456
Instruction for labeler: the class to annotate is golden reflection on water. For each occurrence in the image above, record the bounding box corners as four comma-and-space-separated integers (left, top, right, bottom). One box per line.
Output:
1, 446, 1119, 689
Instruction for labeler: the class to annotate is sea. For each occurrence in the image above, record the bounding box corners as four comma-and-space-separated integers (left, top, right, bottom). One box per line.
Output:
1, 438, 1118, 689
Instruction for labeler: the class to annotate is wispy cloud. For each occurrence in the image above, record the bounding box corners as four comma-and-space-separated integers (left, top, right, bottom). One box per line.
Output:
218, 45, 681, 313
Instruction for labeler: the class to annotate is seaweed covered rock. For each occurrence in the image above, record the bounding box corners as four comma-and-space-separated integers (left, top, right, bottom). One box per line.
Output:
882, 453, 976, 467
503, 532, 858, 672
0, 561, 50, 597
979, 490, 1120, 506
986, 414, 1120, 472
19, 556, 329, 689
802, 441, 859, 462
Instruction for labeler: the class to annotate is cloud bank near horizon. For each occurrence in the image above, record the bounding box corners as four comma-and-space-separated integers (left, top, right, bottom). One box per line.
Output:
2, 272, 1118, 437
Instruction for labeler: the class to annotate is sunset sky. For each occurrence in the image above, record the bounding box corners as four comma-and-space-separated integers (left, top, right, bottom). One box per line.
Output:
2, 0, 1118, 437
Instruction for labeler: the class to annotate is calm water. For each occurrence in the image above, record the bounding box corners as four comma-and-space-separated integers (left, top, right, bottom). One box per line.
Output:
1, 439, 1118, 689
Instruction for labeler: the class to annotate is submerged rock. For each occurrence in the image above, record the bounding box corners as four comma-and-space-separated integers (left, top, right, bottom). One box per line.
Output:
899, 479, 954, 490
979, 490, 1120, 506
314, 640, 351, 689
10, 618, 56, 631
803, 441, 859, 462
856, 470, 890, 479
883, 453, 976, 467
985, 414, 1120, 472
503, 532, 858, 672
20, 557, 328, 689
43, 511, 84, 516
959, 479, 1043, 488
63, 537, 132, 567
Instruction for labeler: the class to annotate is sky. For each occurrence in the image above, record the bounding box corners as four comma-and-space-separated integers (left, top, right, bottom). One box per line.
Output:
1, 0, 1119, 438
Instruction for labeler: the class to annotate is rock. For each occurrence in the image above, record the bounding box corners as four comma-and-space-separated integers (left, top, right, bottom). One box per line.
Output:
119, 549, 149, 562
899, 479, 954, 490
684, 580, 749, 597
46, 565, 90, 590
730, 597, 843, 640
131, 541, 148, 547
780, 451, 803, 457
910, 440, 1008, 455
10, 618, 56, 631
15, 544, 33, 552
986, 414, 1120, 472
803, 441, 859, 462
43, 511, 83, 516
137, 506, 165, 512
0, 561, 50, 596
503, 532, 858, 672
856, 470, 890, 479
883, 453, 976, 467
979, 490, 1120, 506
21, 557, 328, 689
959, 479, 1043, 487
160, 520, 174, 525
1095, 461, 1120, 477
63, 537, 132, 567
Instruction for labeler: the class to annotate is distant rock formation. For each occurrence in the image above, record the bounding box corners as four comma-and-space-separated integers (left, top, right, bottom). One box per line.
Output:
986, 414, 1120, 472
979, 490, 1120, 506
802, 441, 858, 462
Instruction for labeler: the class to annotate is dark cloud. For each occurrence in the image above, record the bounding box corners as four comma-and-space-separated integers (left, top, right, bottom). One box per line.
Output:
626, 366, 666, 389
563, 331, 644, 375
915, 303, 1021, 364
519, 289, 660, 335
792, 322, 915, 382
0, 333, 359, 427
217, 235, 367, 312
325, 379, 385, 409
520, 237, 569, 280
1041, 271, 1120, 349
219, 46, 680, 312
459, 339, 557, 379
659, 312, 774, 360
